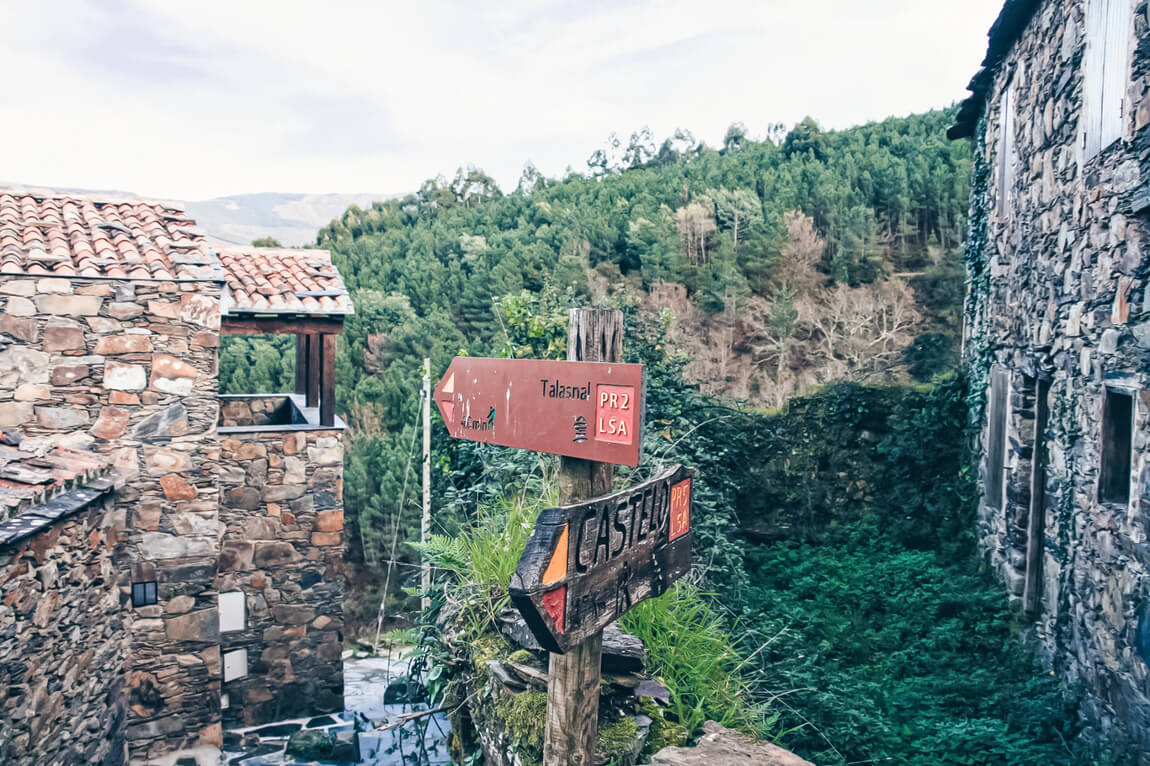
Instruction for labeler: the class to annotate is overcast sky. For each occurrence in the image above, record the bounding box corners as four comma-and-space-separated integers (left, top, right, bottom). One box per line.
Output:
1, 0, 1004, 201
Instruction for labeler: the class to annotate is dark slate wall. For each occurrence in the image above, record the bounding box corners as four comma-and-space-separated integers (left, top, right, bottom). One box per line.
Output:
0, 495, 127, 766
216, 424, 345, 726
966, 0, 1150, 758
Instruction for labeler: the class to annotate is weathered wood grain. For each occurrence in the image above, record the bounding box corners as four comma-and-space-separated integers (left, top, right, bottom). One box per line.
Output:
511, 463, 692, 652
306, 333, 322, 408
431, 356, 646, 466
320, 334, 337, 426
295, 335, 308, 396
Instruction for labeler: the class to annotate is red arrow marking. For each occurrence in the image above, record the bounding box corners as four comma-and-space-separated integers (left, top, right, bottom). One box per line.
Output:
541, 586, 566, 634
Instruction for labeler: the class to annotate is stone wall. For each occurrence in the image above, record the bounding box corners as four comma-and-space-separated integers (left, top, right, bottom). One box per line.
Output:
216, 418, 344, 726
0, 495, 127, 766
967, 0, 1150, 757
0, 274, 224, 760
219, 395, 300, 428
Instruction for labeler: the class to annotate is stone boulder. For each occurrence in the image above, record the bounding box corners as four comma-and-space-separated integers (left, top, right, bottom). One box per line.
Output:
285, 728, 360, 762
647, 721, 811, 766
383, 676, 427, 704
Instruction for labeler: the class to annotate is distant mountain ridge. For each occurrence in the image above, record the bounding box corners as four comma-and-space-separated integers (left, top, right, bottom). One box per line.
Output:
185, 192, 397, 247
0, 183, 396, 248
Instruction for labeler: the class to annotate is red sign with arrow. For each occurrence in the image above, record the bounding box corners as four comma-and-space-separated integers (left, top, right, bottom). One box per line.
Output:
433, 357, 645, 466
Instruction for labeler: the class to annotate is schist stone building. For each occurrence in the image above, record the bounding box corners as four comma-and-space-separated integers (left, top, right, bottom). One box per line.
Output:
952, 0, 1150, 756
0, 190, 353, 764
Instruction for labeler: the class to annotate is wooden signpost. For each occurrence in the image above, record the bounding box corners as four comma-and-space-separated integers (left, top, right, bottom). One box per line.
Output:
509, 463, 693, 653
434, 308, 693, 766
432, 356, 646, 466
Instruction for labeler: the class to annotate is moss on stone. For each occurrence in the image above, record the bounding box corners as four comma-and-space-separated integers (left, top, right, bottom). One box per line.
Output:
596, 716, 638, 759
495, 690, 547, 763
508, 648, 537, 665
639, 702, 687, 758
471, 633, 509, 678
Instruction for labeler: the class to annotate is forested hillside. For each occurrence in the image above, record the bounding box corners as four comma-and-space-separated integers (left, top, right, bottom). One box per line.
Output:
220, 109, 971, 609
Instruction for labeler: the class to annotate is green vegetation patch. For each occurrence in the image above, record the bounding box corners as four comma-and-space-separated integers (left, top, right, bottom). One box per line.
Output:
596, 716, 638, 760
495, 690, 547, 763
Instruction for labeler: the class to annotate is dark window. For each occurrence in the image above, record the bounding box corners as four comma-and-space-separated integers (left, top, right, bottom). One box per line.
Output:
1099, 388, 1134, 504
985, 368, 1009, 508
132, 581, 157, 607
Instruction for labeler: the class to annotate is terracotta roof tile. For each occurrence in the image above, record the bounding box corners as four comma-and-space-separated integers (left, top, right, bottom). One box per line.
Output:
0, 191, 219, 281
0, 431, 113, 520
0, 190, 354, 317
217, 246, 353, 316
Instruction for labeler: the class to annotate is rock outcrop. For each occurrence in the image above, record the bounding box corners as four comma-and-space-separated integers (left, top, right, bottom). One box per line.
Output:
647, 721, 812, 766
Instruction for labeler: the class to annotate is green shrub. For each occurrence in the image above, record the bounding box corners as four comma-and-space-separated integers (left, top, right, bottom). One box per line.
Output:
621, 583, 771, 740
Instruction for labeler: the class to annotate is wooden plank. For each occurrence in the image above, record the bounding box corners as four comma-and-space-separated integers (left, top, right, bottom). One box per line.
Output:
1101, 0, 1132, 149
510, 464, 693, 652
307, 333, 322, 409
985, 367, 1009, 508
542, 307, 621, 766
296, 335, 308, 396
1083, 0, 1107, 159
997, 83, 1014, 219
432, 356, 645, 466
320, 334, 336, 427
221, 317, 344, 336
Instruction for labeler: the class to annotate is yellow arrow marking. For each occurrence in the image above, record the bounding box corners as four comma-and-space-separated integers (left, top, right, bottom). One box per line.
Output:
542, 523, 569, 586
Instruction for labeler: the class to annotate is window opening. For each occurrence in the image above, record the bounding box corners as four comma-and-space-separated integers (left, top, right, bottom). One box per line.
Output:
1023, 378, 1051, 618
986, 367, 1010, 508
1099, 387, 1134, 504
131, 582, 158, 607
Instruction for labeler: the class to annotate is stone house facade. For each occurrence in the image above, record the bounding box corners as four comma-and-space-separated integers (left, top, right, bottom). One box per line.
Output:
953, 0, 1150, 757
0, 190, 352, 764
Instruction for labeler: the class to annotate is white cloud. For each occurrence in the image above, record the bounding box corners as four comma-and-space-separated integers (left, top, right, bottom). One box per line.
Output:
0, 0, 1005, 200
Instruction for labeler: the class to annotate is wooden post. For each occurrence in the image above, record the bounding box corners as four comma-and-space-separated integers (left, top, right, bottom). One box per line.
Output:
320, 334, 336, 426
544, 307, 623, 766
421, 357, 432, 611
295, 335, 308, 396
306, 334, 321, 409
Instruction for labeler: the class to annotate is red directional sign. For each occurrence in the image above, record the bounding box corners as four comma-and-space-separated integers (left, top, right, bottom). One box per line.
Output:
433, 357, 645, 466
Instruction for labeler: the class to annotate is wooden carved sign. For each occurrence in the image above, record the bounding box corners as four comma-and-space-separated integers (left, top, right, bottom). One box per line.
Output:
433, 356, 645, 467
509, 464, 693, 653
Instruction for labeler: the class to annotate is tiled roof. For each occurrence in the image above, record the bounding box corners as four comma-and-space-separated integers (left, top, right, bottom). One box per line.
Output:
0, 191, 219, 280
0, 190, 353, 317
0, 430, 112, 520
217, 246, 353, 315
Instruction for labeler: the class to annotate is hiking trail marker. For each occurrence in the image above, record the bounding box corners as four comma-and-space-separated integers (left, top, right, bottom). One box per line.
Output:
433, 356, 645, 466
433, 308, 692, 765
509, 463, 693, 653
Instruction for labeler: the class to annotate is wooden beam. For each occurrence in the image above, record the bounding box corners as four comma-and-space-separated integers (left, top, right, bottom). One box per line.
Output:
543, 307, 623, 766
306, 333, 321, 409
320, 334, 336, 427
221, 316, 344, 336
295, 335, 308, 396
